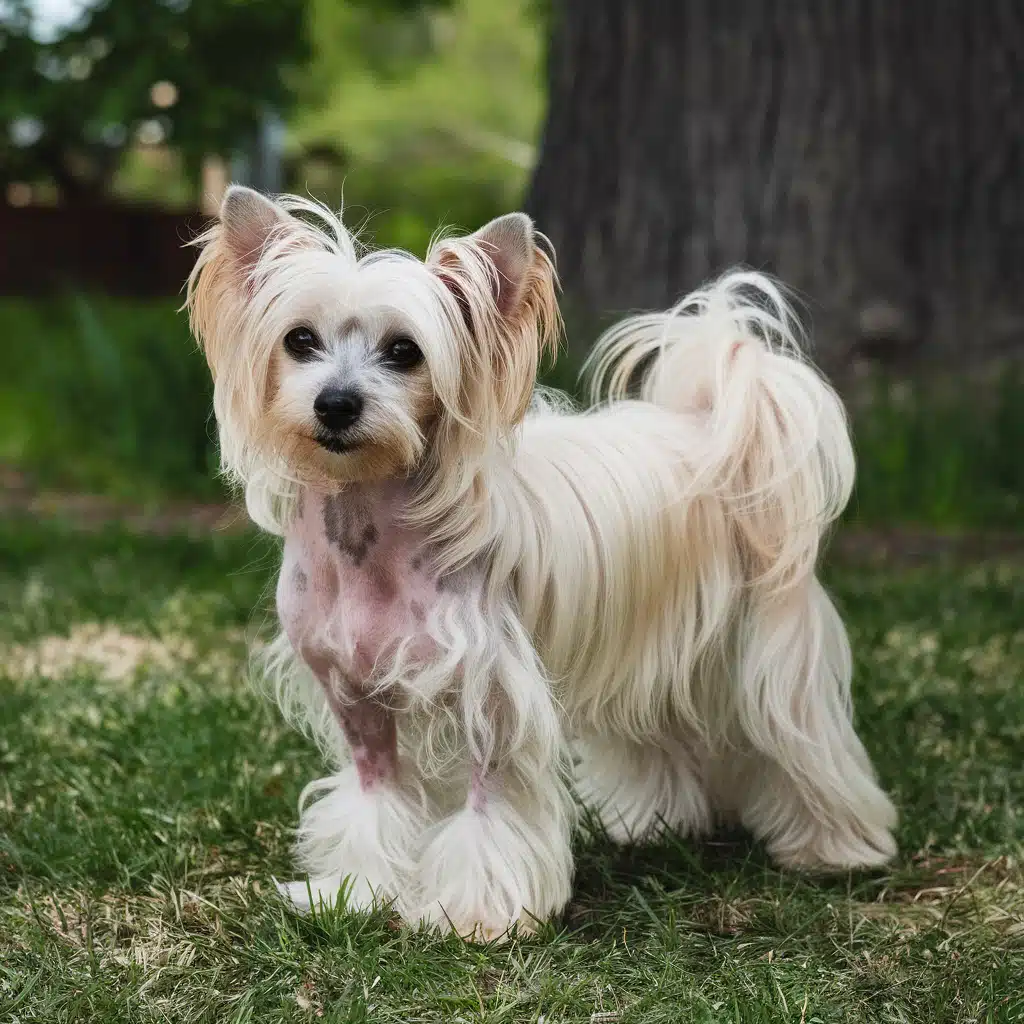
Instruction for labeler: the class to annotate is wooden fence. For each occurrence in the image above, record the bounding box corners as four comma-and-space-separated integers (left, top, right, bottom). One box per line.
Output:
0, 204, 204, 297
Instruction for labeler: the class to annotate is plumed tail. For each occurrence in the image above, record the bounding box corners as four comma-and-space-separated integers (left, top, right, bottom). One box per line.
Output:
585, 271, 854, 588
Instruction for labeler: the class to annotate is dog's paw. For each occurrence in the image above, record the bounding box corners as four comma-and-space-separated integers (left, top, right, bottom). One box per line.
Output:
415, 901, 536, 943
769, 822, 898, 872
273, 874, 396, 914
274, 875, 343, 914
413, 795, 571, 943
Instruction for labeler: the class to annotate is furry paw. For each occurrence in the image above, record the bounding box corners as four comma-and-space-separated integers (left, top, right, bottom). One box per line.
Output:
575, 736, 711, 844
274, 874, 397, 914
769, 822, 898, 872
740, 757, 898, 873
274, 875, 343, 913
415, 901, 536, 943
413, 791, 572, 941
288, 768, 426, 919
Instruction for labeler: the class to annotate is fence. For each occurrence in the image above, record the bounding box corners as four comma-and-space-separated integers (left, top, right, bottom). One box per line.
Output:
0, 203, 203, 297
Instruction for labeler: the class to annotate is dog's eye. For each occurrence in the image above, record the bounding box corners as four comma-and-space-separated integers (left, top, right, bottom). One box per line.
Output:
283, 326, 321, 361
382, 336, 423, 370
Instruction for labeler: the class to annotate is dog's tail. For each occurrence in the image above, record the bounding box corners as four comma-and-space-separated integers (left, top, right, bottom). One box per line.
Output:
588, 274, 894, 867
585, 270, 853, 589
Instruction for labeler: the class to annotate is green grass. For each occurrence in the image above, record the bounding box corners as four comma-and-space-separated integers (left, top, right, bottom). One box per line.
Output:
846, 365, 1024, 529
0, 296, 218, 502
1, 518, 1022, 1022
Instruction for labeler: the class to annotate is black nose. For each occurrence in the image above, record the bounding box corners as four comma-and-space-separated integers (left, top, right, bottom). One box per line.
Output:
314, 387, 364, 431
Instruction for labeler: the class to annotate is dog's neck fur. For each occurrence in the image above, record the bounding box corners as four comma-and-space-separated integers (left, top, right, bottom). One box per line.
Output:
411, 429, 521, 572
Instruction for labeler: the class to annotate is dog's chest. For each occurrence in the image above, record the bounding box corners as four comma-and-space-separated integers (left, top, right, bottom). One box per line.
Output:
276, 483, 452, 684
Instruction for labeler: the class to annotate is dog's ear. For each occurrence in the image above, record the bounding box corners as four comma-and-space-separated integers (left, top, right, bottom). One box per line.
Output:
187, 186, 293, 374
186, 187, 301, 483
472, 212, 536, 319
427, 213, 561, 434
219, 185, 292, 282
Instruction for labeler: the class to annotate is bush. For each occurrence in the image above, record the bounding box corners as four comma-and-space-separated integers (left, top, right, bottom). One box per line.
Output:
0, 296, 218, 500
294, 153, 519, 257
846, 364, 1024, 529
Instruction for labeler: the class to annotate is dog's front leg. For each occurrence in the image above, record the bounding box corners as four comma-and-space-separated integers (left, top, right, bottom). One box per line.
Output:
277, 665, 426, 919
414, 620, 575, 940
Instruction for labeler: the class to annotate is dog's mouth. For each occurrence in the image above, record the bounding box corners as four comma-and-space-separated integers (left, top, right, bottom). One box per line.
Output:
313, 432, 363, 455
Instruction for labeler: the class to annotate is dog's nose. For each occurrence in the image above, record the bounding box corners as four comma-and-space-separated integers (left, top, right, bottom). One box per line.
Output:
314, 387, 364, 431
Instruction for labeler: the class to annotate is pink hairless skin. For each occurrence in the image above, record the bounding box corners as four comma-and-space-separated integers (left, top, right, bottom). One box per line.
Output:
275, 480, 471, 792
271, 478, 519, 932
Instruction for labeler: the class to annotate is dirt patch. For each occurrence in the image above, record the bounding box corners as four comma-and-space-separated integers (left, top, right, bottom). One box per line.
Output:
0, 468, 244, 536
2, 623, 197, 682
831, 528, 1024, 566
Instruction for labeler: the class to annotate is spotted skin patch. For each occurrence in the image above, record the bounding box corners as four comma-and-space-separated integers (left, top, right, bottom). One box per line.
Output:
322, 493, 380, 566
323, 685, 398, 790
276, 482, 484, 776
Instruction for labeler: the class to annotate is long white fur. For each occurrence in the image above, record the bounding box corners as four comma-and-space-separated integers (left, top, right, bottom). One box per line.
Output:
188, 189, 897, 940
279, 762, 427, 916
417, 784, 574, 937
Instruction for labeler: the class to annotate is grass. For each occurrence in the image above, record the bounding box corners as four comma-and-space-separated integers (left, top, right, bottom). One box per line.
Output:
0, 296, 217, 502
1, 517, 1022, 1022
845, 365, 1024, 529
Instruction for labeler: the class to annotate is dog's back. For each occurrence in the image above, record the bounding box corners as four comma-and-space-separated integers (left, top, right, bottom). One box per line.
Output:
500, 272, 896, 867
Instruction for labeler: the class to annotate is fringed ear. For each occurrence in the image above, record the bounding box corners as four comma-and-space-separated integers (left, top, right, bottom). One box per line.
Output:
219, 185, 293, 281
185, 186, 301, 485
428, 212, 561, 434
187, 186, 296, 374
474, 212, 536, 318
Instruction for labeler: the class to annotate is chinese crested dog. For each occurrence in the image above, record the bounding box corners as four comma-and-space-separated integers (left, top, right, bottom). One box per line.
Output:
187, 186, 896, 939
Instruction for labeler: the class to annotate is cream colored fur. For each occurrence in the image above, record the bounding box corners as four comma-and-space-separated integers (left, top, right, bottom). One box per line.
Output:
187, 188, 896, 940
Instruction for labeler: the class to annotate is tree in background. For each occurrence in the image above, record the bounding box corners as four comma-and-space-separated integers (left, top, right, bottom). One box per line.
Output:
527, 1, 1024, 367
0, 0, 491, 212
0, 0, 308, 204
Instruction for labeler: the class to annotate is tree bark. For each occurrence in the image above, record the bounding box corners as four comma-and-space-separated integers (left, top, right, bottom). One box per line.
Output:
527, 0, 1024, 369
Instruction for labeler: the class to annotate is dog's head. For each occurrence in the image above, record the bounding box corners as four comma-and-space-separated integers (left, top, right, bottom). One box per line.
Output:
187, 187, 559, 493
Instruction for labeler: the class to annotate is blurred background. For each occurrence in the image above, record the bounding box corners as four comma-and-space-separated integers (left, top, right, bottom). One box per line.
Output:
3, 7, 1023, 1013
1, 0, 1021, 533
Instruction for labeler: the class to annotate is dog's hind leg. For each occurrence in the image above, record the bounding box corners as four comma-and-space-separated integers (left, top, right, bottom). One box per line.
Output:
574, 733, 712, 844
734, 578, 897, 869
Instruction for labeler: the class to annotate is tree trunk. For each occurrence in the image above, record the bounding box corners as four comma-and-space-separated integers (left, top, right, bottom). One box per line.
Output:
527, 0, 1024, 370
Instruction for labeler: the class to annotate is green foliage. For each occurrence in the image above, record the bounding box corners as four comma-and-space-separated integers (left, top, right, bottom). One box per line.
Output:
847, 366, 1024, 529
299, 0, 541, 148
0, 0, 308, 201
290, 0, 543, 252
0, 296, 217, 500
0, 0, 525, 209
330, 154, 521, 256
0, 521, 1022, 1020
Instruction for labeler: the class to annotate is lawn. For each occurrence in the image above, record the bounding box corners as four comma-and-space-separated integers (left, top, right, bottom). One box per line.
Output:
1, 517, 1022, 1023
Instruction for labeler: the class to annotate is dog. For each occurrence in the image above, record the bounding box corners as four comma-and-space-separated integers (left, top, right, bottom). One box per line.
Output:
187, 186, 897, 939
